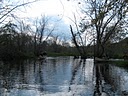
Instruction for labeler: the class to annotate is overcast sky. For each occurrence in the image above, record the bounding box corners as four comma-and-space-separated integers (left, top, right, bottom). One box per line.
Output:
0, 0, 82, 40
15, 0, 81, 39
18, 0, 79, 23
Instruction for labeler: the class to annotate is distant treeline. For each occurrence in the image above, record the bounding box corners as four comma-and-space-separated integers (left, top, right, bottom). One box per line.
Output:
86, 38, 128, 59
0, 22, 127, 60
0, 22, 79, 60
106, 38, 128, 59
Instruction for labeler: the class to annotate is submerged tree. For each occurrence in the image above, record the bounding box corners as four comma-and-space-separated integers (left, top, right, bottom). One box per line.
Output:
69, 13, 87, 59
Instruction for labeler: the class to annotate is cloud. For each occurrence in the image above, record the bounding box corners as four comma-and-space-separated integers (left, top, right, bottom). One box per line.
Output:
10, 0, 80, 40
47, 15, 71, 39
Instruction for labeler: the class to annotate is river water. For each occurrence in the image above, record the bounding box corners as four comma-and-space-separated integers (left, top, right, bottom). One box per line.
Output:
0, 56, 128, 96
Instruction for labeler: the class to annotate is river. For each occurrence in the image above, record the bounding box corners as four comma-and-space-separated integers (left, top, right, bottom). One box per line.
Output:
0, 56, 128, 96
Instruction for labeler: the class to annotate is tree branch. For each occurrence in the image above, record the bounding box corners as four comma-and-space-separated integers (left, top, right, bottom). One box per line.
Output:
0, 0, 39, 21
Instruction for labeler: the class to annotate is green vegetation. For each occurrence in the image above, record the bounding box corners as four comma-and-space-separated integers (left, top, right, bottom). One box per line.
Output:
0, 21, 127, 60
0, 0, 128, 61
70, 0, 128, 58
47, 52, 76, 57
105, 38, 128, 59
111, 60, 128, 68
0, 22, 80, 60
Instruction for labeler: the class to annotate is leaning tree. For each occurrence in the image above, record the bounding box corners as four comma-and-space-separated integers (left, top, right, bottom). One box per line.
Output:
76, 0, 128, 58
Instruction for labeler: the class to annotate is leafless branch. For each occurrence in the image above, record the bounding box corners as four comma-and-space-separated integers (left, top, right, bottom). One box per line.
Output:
0, 0, 39, 22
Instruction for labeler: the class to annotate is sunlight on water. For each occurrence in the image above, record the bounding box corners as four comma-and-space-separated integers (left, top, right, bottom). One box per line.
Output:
107, 65, 128, 95
0, 57, 128, 96
0, 57, 95, 96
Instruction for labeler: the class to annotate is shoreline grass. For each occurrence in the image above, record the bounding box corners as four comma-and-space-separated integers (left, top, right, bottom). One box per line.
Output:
110, 60, 128, 68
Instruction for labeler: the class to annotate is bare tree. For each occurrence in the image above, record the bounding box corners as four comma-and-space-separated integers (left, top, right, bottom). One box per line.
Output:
0, 0, 39, 25
76, 0, 128, 58
33, 15, 54, 55
69, 14, 87, 59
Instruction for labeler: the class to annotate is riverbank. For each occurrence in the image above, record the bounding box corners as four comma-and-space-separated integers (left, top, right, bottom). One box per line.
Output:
110, 60, 128, 68
95, 58, 128, 68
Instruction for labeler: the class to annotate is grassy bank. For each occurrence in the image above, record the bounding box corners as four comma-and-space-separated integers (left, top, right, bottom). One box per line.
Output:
110, 60, 128, 68
47, 52, 76, 57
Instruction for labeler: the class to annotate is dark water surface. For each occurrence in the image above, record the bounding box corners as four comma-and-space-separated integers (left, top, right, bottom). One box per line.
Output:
0, 56, 128, 96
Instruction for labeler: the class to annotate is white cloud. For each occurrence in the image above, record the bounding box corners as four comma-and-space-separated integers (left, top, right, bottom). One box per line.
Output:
15, 0, 80, 25
5, 0, 82, 40
17, 0, 63, 17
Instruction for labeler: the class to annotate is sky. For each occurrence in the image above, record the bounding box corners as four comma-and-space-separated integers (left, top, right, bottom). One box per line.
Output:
18, 0, 80, 23
0, 0, 84, 42
0, 0, 98, 45
12, 0, 82, 39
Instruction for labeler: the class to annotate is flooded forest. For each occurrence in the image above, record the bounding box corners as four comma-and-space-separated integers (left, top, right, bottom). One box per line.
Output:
0, 0, 128, 96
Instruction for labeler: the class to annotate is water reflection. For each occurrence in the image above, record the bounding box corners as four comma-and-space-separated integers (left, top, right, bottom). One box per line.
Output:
0, 57, 94, 96
94, 62, 128, 96
107, 64, 128, 95
0, 57, 128, 96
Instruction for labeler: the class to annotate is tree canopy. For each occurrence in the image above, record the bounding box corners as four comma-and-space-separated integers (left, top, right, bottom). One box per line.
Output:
71, 0, 128, 58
